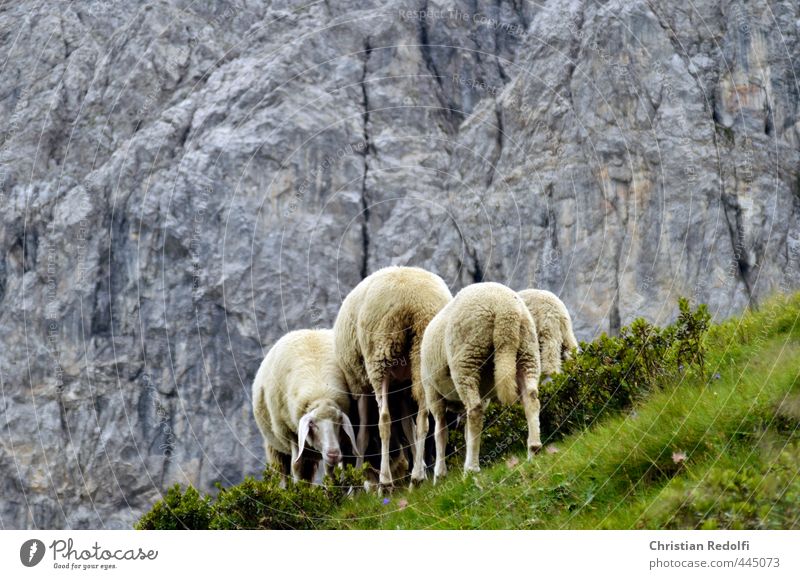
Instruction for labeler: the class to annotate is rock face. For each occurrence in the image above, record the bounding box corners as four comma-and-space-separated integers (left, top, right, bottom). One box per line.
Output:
1, 0, 798, 528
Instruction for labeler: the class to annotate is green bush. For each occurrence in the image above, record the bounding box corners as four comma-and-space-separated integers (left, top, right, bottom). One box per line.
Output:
447, 298, 711, 464
542, 298, 710, 437
135, 465, 366, 530
135, 484, 212, 530
210, 472, 330, 529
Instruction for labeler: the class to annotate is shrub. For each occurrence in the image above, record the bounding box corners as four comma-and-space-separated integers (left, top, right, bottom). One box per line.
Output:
543, 299, 709, 437
134, 484, 212, 530
135, 465, 366, 530
210, 472, 330, 529
673, 297, 710, 375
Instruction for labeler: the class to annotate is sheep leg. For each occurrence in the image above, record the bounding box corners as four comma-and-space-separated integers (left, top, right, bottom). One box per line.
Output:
429, 396, 448, 484
410, 402, 428, 485
392, 444, 409, 479
520, 374, 542, 458
377, 376, 393, 491
452, 365, 483, 474
264, 441, 281, 471
463, 401, 484, 474
355, 394, 369, 469
401, 413, 416, 466
452, 374, 483, 475
265, 442, 291, 489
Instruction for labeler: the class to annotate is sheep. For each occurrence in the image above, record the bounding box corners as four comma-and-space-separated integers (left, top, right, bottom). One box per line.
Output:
421, 282, 541, 482
252, 329, 358, 483
333, 266, 453, 489
518, 289, 579, 377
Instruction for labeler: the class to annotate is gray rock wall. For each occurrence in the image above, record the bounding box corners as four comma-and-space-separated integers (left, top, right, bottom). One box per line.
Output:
1, 0, 798, 528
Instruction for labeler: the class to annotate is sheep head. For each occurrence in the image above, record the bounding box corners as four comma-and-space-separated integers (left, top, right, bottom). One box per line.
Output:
296, 401, 358, 467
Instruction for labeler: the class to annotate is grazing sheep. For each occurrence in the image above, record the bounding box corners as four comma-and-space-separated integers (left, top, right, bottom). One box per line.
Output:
518, 289, 579, 377
333, 266, 452, 489
252, 329, 358, 483
421, 282, 541, 482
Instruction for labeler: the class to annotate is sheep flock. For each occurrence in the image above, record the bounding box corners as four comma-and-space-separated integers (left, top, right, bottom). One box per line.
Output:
252, 266, 578, 491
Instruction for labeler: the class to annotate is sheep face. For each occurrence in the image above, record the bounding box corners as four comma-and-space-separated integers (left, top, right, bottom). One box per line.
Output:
296, 402, 358, 467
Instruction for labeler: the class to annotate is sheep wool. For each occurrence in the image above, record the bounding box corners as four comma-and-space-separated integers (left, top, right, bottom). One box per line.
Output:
421, 282, 541, 481
518, 289, 579, 376
333, 266, 453, 488
252, 329, 355, 482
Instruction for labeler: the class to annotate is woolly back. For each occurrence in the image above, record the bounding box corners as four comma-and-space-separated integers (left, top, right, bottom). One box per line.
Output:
442, 282, 534, 405
263, 329, 348, 404
357, 266, 452, 363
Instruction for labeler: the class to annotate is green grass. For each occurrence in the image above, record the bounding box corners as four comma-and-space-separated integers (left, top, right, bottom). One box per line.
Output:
329, 294, 800, 529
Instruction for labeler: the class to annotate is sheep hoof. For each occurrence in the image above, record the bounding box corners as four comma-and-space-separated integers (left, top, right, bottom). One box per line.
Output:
463, 465, 481, 477
527, 444, 542, 459
409, 473, 427, 489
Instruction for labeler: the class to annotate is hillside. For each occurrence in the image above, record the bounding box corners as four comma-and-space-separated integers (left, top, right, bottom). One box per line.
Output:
135, 293, 800, 530
331, 294, 800, 529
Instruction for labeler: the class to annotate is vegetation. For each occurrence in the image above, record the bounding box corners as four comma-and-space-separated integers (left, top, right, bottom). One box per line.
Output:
638, 438, 800, 530
136, 294, 800, 530
135, 485, 212, 530
136, 466, 365, 530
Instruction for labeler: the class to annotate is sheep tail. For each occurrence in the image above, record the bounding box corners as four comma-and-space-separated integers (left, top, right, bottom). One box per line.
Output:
493, 309, 521, 406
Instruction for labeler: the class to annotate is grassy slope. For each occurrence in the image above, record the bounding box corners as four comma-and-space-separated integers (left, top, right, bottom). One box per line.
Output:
330, 294, 800, 529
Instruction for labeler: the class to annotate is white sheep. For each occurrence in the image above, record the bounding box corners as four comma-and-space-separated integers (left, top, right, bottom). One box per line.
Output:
421, 282, 541, 482
252, 329, 358, 483
333, 266, 453, 489
518, 289, 579, 377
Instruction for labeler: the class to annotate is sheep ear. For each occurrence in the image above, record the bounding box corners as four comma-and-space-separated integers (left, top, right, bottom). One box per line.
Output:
295, 413, 313, 463
340, 412, 359, 459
